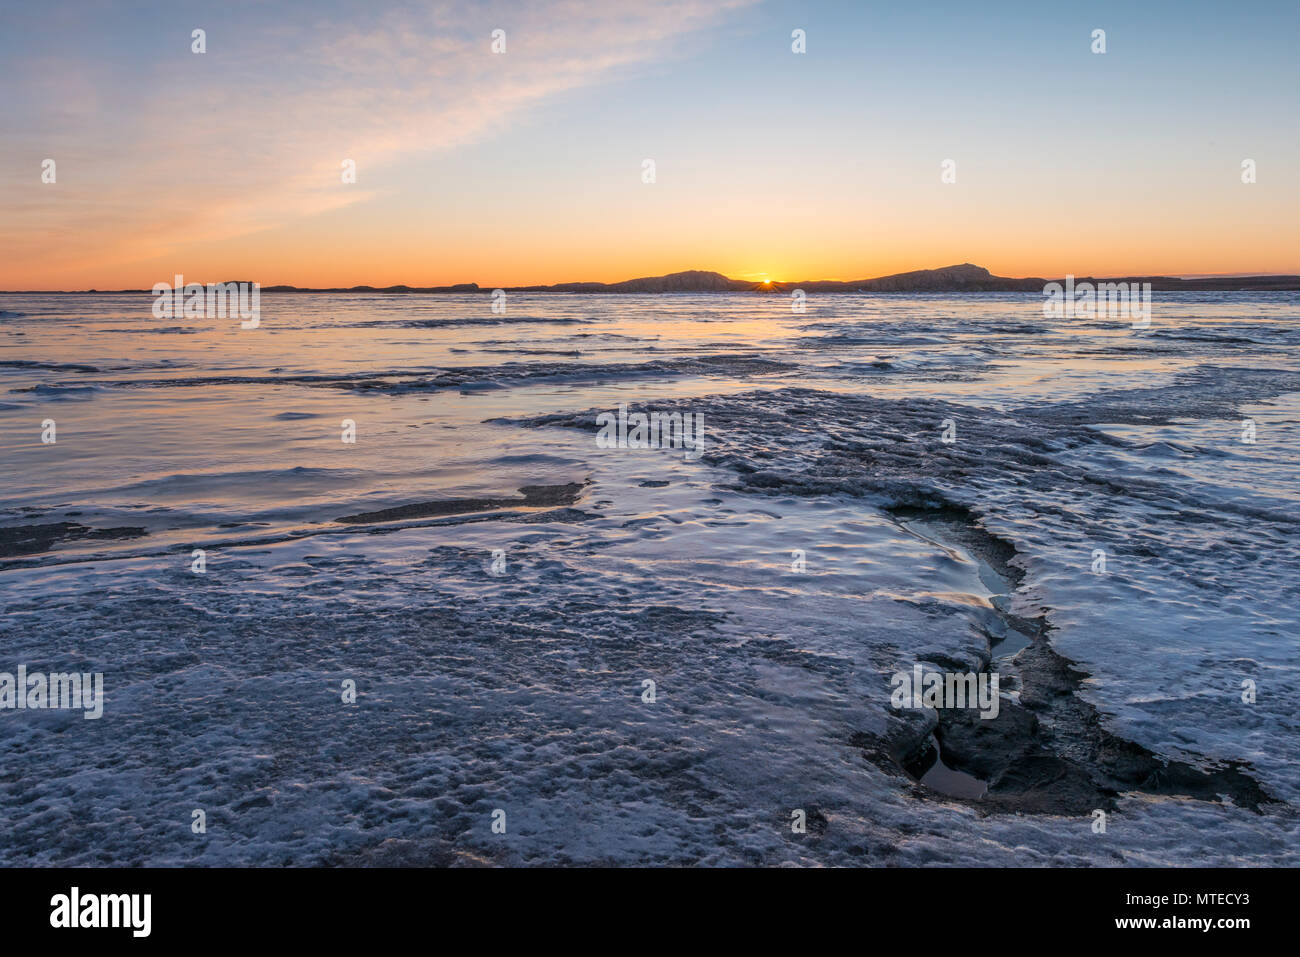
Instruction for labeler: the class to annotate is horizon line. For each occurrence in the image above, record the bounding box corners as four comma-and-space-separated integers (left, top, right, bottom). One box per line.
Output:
5, 263, 1300, 295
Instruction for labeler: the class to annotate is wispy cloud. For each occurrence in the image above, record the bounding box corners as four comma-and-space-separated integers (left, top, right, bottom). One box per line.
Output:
0, 0, 755, 285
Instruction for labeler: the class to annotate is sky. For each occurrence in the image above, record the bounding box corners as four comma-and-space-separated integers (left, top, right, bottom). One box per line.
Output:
1, 0, 1298, 290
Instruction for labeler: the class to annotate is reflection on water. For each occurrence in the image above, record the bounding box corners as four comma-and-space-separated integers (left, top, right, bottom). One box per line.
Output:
1, 290, 1298, 865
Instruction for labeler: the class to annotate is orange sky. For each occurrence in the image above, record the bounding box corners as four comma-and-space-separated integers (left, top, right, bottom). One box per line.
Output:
2, 1, 1297, 290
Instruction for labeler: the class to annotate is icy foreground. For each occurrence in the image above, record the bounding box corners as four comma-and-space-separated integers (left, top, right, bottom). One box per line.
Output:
1, 291, 1298, 865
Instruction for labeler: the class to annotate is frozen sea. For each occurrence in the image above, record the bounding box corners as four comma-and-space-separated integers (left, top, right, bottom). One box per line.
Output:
1, 290, 1297, 866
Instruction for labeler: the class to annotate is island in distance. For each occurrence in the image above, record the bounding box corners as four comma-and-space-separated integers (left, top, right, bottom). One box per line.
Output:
34, 263, 1300, 295
262, 262, 1300, 294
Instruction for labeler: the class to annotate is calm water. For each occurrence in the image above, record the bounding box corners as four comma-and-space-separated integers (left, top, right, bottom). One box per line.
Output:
2, 291, 1298, 865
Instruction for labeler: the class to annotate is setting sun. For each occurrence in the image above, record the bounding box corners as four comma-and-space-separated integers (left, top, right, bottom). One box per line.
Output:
2, 0, 1298, 895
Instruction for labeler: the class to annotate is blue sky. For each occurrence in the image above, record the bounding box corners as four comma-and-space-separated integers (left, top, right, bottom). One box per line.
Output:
2, 0, 1297, 287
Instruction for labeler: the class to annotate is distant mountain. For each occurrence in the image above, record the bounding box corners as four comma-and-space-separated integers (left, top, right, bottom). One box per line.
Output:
783, 263, 1041, 292
760, 263, 1300, 293
514, 270, 752, 293
304, 264, 1300, 293
504, 264, 1023, 293
260, 282, 481, 293
16, 265, 1300, 294
862, 262, 1002, 290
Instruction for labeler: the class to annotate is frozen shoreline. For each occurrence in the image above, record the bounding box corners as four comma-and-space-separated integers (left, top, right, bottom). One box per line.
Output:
3, 292, 1298, 865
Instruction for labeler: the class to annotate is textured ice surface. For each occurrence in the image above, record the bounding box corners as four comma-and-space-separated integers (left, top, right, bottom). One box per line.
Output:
2, 290, 1298, 864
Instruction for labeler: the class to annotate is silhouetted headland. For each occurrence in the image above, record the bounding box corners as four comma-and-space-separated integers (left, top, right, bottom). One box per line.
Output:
16, 263, 1300, 294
